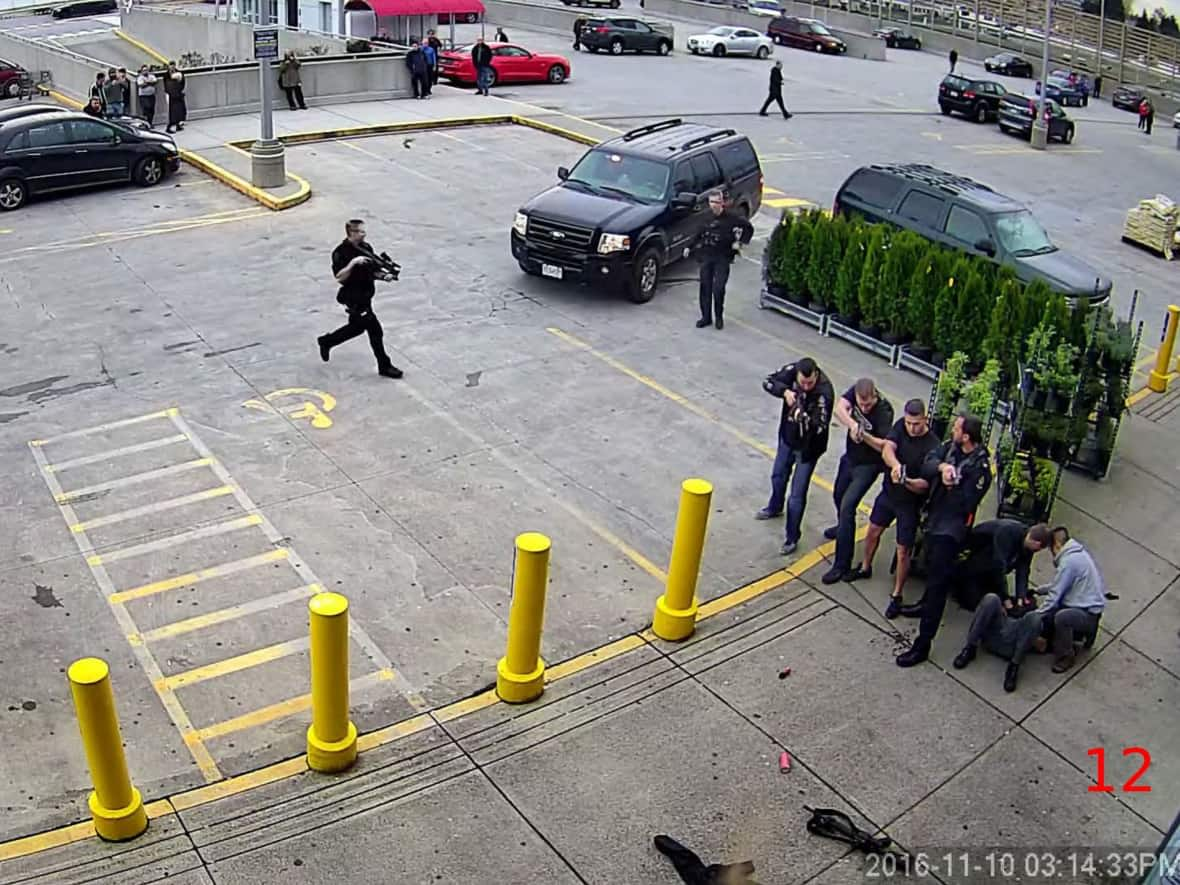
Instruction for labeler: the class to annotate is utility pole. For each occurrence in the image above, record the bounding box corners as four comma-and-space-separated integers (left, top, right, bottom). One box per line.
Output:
250, 26, 286, 187
1032, 0, 1051, 149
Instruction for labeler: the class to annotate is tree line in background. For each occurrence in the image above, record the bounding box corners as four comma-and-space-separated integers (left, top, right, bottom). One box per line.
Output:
1083, 0, 1180, 36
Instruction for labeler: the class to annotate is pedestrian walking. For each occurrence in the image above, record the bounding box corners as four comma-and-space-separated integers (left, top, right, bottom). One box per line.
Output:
426, 29, 443, 84
948, 48, 957, 72
687, 190, 753, 330
758, 357, 835, 557
1092, 74, 1102, 99
495, 26, 508, 41
895, 414, 992, 669
136, 64, 157, 126
758, 60, 791, 119
279, 51, 308, 109
406, 41, 430, 99
102, 69, 124, 118
164, 62, 186, 133
1138, 98, 1148, 130
318, 219, 404, 380
472, 36, 494, 96
1145, 99, 1155, 134
573, 16, 586, 50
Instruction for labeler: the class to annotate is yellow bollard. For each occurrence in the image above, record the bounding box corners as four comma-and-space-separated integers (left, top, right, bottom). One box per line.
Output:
306, 592, 358, 773
67, 658, 148, 842
496, 532, 552, 704
1148, 304, 1179, 393
651, 478, 714, 642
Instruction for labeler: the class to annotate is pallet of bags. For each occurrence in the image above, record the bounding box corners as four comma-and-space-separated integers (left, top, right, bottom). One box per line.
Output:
1122, 195, 1176, 259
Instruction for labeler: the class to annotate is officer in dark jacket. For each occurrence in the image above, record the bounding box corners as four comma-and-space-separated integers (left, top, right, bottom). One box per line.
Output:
688, 190, 753, 330
897, 414, 991, 668
758, 60, 791, 119
958, 519, 1051, 611
758, 357, 835, 556
472, 36, 494, 95
573, 16, 586, 49
406, 41, 430, 99
317, 219, 403, 379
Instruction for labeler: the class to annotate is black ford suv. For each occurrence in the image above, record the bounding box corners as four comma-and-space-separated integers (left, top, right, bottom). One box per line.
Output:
833, 164, 1111, 303
511, 119, 763, 302
577, 17, 674, 55
938, 74, 1007, 122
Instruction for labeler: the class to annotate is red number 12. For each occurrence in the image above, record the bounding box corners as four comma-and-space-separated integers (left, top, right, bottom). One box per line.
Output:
1088, 747, 1152, 793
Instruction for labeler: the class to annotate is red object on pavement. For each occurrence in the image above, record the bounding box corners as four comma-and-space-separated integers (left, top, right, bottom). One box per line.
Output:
778, 667, 792, 679
779, 751, 791, 772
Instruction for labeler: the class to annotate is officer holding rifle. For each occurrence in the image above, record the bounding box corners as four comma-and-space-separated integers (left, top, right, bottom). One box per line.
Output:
317, 218, 404, 379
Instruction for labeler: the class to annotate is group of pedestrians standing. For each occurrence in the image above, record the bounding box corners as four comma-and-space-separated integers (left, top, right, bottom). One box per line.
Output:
86, 63, 186, 132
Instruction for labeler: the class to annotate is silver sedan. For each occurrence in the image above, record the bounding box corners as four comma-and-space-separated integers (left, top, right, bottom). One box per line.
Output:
688, 26, 776, 58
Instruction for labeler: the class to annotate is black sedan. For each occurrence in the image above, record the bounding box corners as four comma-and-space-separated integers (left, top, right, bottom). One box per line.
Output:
984, 52, 1034, 77
873, 26, 921, 49
0, 111, 179, 211
1111, 85, 1146, 112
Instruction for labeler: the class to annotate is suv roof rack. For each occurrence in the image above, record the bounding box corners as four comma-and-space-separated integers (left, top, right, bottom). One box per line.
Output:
872, 162, 995, 197
679, 129, 736, 151
621, 119, 683, 141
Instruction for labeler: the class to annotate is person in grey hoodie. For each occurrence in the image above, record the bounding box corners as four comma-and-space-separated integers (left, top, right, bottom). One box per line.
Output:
1037, 526, 1107, 673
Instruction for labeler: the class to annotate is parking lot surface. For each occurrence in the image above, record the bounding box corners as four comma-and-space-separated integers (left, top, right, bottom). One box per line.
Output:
0, 14, 1176, 879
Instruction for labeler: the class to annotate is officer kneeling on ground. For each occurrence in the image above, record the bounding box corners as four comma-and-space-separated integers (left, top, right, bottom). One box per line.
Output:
896, 414, 992, 668
688, 189, 753, 331
957, 519, 1052, 612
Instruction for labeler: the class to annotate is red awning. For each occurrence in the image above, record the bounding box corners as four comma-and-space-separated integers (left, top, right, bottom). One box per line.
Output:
358, 0, 484, 15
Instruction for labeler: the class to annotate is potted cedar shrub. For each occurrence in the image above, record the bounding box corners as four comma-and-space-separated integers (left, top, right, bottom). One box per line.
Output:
1041, 291, 1072, 349
765, 211, 793, 299
1002, 453, 1037, 517
1045, 340, 1080, 415
905, 246, 943, 363
856, 225, 887, 335
931, 350, 968, 439
982, 268, 1025, 392
1032, 456, 1058, 519
952, 260, 994, 370
1019, 278, 1054, 362
878, 231, 922, 344
783, 212, 813, 304
1022, 321, 1056, 411
805, 211, 841, 312
832, 222, 865, 325
932, 259, 969, 366
963, 358, 1002, 422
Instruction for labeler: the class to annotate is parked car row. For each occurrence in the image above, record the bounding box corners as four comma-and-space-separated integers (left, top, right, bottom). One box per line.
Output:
0, 104, 179, 211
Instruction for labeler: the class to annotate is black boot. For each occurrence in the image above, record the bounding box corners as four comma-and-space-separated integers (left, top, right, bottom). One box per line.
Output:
696, 318, 712, 328
899, 596, 926, 618
1003, 661, 1020, 692
317, 336, 330, 362
896, 638, 930, 668
952, 645, 976, 670
883, 595, 902, 619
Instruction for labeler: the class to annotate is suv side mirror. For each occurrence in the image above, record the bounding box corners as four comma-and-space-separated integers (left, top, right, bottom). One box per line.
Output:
672, 191, 696, 208
974, 238, 996, 256
557, 166, 569, 180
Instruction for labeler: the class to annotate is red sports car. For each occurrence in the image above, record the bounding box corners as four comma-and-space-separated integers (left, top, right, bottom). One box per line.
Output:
438, 43, 571, 86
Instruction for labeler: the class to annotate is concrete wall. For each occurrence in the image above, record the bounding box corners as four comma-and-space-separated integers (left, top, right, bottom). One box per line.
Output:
0, 28, 105, 102
481, 0, 675, 42
120, 6, 349, 65
641, 0, 883, 59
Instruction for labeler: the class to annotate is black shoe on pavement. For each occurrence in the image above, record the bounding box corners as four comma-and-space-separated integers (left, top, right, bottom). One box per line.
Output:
784, 112, 793, 119
379, 365, 404, 379
755, 508, 781, 520
899, 597, 926, 618
1003, 661, 1020, 692
884, 595, 902, 619
952, 645, 976, 670
759, 111, 768, 116
696, 318, 712, 328
821, 566, 847, 585
715, 317, 724, 330
823, 525, 838, 540
846, 564, 872, 582
317, 336, 330, 362
896, 640, 930, 668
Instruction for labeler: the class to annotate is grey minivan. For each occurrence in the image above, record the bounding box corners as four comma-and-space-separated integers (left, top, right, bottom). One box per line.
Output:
833, 163, 1110, 303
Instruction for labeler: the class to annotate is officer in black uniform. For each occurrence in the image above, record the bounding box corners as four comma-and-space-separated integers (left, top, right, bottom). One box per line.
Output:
957, 519, 1052, 612
317, 219, 403, 379
688, 190, 753, 330
896, 413, 992, 668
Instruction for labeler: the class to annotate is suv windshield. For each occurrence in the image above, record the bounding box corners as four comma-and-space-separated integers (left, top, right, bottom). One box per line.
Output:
566, 149, 670, 202
994, 210, 1056, 256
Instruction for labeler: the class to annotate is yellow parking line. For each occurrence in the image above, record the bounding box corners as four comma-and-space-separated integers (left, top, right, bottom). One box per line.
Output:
70, 486, 235, 533
109, 548, 289, 604
764, 196, 818, 209
170, 758, 306, 813
32, 408, 175, 445
356, 713, 436, 753
137, 584, 321, 643
158, 638, 310, 692
86, 515, 263, 566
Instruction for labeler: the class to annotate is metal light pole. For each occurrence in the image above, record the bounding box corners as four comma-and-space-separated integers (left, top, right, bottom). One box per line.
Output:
250, 27, 287, 187
1096, 0, 1104, 81
1031, 0, 1051, 149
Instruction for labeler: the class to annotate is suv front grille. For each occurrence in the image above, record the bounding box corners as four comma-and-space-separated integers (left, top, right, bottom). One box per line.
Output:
526, 216, 595, 261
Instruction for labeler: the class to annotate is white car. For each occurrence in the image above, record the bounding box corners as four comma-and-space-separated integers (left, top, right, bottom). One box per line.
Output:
1174, 110, 1180, 128
688, 25, 775, 57
746, 0, 784, 16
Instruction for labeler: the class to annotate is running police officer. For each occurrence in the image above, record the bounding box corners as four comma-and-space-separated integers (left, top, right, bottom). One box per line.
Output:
896, 413, 992, 668
846, 397, 939, 617
317, 219, 403, 379
688, 190, 753, 331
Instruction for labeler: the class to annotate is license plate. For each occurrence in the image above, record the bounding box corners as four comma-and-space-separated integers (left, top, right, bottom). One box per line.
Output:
948, 90, 959, 96
542, 264, 564, 279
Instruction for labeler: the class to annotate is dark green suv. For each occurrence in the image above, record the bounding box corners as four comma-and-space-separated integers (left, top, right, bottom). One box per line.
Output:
578, 17, 674, 55
511, 119, 763, 302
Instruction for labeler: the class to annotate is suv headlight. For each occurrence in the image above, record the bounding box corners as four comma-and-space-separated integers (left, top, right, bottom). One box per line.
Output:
598, 233, 631, 254
513, 211, 528, 236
